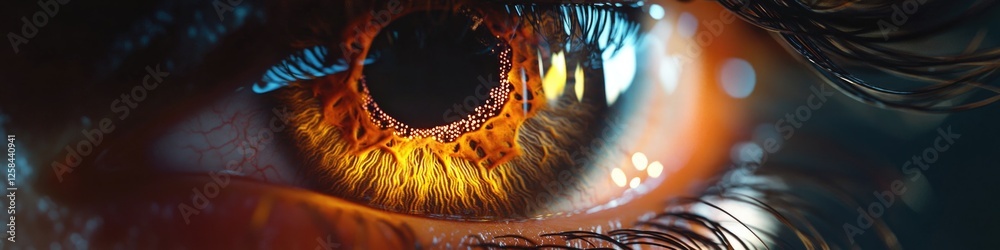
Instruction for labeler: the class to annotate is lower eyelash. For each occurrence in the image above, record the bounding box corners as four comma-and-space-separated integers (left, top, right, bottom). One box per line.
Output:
464, 161, 901, 250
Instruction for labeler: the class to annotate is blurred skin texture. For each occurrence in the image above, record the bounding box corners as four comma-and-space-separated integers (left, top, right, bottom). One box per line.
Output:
1, 0, 999, 249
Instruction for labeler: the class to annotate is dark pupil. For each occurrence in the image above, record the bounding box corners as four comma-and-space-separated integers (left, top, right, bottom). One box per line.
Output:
362, 11, 503, 129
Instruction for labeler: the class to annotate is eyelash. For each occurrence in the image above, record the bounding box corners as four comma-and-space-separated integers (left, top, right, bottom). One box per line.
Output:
717, 0, 1000, 112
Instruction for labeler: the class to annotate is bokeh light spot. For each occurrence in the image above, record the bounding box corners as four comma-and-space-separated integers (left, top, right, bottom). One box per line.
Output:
719, 58, 756, 99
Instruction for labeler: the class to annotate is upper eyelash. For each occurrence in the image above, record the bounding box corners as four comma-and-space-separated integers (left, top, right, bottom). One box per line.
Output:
264, 46, 339, 83
254, 45, 379, 93
503, 3, 646, 55
254, 3, 647, 90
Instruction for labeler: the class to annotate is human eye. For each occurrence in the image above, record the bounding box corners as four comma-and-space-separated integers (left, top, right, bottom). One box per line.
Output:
153, 0, 736, 231
6, 0, 999, 249
9, 0, 734, 247
240, 1, 716, 220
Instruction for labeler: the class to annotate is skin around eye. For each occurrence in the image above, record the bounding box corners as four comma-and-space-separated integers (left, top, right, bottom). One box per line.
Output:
9, 0, 1000, 248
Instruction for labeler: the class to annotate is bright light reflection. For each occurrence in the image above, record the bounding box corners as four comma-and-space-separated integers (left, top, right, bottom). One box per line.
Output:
660, 56, 682, 94
719, 58, 757, 99
648, 4, 665, 20
611, 167, 627, 187
541, 52, 568, 103
574, 63, 585, 102
602, 41, 636, 105
632, 152, 648, 171
644, 20, 681, 95
647, 161, 664, 178
678, 12, 698, 38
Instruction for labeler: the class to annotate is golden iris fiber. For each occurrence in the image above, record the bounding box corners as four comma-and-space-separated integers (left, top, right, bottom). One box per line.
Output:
280, 9, 615, 219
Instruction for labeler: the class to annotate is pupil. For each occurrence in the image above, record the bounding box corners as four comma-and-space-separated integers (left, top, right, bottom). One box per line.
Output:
362, 11, 504, 129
